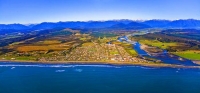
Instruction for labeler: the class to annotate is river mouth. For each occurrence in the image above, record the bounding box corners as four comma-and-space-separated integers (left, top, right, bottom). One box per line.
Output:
133, 42, 199, 66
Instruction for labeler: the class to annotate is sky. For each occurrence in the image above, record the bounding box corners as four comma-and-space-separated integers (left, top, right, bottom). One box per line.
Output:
0, 0, 200, 24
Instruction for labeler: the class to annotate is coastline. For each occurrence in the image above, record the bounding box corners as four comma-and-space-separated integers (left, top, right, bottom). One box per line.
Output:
1, 59, 200, 69
193, 61, 200, 65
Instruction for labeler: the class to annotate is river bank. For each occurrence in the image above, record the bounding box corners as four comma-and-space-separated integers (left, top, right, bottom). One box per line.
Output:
193, 61, 200, 65
132, 42, 200, 66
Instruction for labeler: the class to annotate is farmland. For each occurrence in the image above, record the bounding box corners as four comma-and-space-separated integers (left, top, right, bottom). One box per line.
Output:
131, 29, 200, 61
0, 28, 149, 64
0, 28, 200, 66
172, 50, 200, 60
139, 40, 178, 49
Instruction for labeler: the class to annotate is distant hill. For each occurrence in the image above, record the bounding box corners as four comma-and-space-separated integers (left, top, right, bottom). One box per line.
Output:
126, 22, 151, 29
110, 23, 127, 29
83, 21, 119, 28
142, 20, 171, 27
32, 22, 88, 30
32, 20, 133, 29
110, 22, 151, 29
142, 19, 200, 28
166, 19, 200, 28
1, 19, 200, 31
0, 24, 29, 30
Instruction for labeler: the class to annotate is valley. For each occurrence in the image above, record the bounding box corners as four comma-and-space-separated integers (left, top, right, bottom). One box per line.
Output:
0, 27, 200, 68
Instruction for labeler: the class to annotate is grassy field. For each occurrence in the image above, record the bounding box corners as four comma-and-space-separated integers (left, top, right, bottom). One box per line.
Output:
139, 40, 178, 49
113, 41, 138, 56
0, 56, 37, 61
91, 32, 117, 38
126, 49, 137, 56
13, 39, 79, 52
110, 50, 119, 55
37, 40, 61, 45
51, 31, 72, 36
80, 38, 87, 41
16, 45, 70, 52
15, 40, 75, 52
172, 50, 200, 60
82, 42, 94, 47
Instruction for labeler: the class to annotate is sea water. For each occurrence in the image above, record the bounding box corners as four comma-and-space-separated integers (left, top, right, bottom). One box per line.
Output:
0, 62, 200, 93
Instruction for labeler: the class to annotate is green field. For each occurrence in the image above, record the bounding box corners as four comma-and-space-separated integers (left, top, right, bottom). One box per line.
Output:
0, 56, 37, 61
52, 31, 72, 36
91, 32, 116, 38
126, 49, 137, 56
173, 50, 200, 60
139, 40, 178, 49
116, 42, 138, 56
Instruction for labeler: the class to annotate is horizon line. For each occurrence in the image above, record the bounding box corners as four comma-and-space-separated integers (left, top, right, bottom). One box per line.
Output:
1, 18, 200, 25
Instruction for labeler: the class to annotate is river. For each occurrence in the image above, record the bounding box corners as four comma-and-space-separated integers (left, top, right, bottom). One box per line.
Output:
133, 42, 199, 66
118, 35, 199, 66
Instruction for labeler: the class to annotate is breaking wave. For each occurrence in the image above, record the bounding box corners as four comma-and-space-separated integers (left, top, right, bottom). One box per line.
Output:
0, 64, 122, 68
75, 69, 83, 72
55, 70, 65, 72
0, 63, 159, 69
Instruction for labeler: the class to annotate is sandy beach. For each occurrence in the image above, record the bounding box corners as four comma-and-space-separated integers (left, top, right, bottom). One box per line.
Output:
1, 59, 200, 69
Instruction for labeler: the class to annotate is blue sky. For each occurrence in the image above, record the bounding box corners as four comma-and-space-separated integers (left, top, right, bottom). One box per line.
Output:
0, 0, 200, 24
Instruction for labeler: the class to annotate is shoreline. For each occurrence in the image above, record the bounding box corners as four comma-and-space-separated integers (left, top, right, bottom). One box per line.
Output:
1, 60, 200, 69
193, 61, 200, 65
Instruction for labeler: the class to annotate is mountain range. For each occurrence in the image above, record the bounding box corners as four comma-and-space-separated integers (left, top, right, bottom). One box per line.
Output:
1, 19, 200, 30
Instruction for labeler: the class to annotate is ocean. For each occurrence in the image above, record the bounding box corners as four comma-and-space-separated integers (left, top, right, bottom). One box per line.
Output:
0, 62, 200, 93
